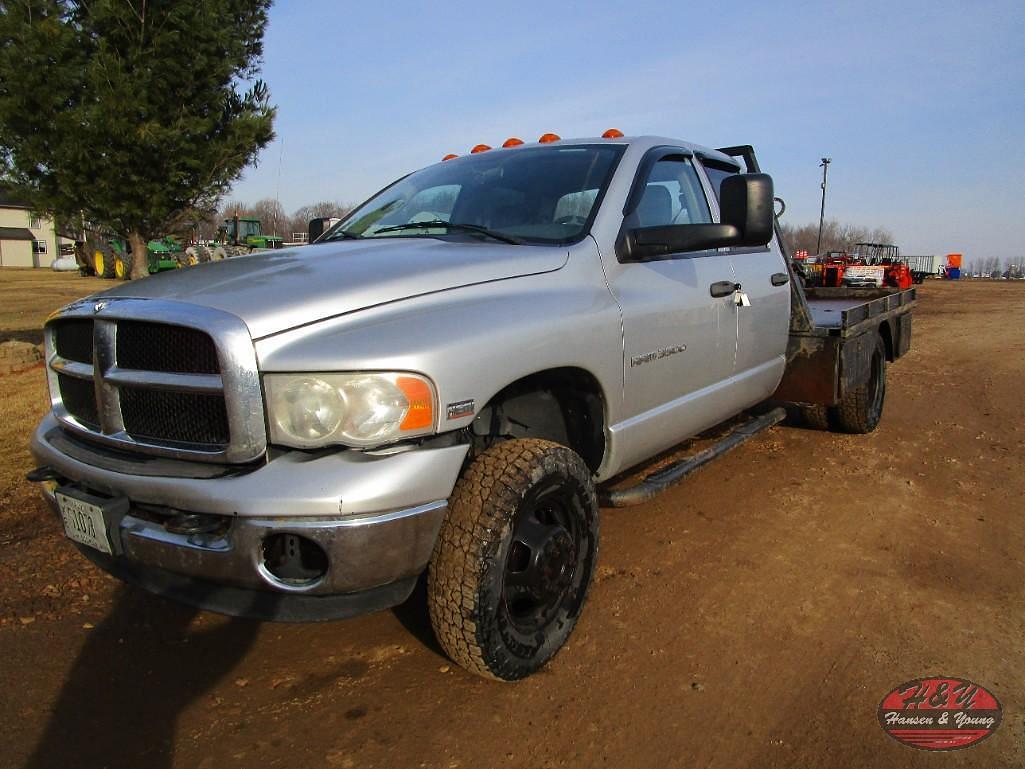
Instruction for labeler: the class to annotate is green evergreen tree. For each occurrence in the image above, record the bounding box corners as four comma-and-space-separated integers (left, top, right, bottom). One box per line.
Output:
0, 0, 275, 278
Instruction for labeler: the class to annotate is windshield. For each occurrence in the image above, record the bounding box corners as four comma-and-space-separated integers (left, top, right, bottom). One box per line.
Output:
240, 220, 262, 238
323, 144, 625, 246
226, 219, 262, 239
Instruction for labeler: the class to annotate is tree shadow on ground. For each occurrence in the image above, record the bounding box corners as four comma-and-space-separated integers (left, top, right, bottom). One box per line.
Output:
24, 586, 261, 769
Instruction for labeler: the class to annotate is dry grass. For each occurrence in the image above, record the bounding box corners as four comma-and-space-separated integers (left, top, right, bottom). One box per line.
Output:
0, 366, 50, 513
0, 267, 106, 540
0, 267, 110, 334
0, 269, 124, 628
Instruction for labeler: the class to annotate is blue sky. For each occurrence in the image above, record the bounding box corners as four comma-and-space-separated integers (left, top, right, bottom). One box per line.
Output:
231, 0, 1025, 261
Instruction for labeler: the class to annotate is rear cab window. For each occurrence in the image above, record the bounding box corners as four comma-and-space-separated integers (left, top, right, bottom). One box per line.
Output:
697, 159, 741, 202
696, 152, 778, 256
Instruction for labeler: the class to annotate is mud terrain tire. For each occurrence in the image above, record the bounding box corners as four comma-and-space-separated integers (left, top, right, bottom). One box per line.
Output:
798, 404, 833, 430
428, 439, 599, 680
833, 334, 887, 434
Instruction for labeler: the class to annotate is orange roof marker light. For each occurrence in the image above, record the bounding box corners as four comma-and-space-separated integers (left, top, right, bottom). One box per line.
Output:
502, 137, 524, 148
538, 132, 561, 144
441, 153, 458, 161
470, 144, 492, 154
602, 128, 624, 139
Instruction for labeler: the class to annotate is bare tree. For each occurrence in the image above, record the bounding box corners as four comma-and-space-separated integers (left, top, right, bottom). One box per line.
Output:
248, 199, 288, 237
780, 219, 895, 256
287, 201, 353, 240
981, 256, 1001, 277
188, 207, 222, 241
209, 199, 353, 242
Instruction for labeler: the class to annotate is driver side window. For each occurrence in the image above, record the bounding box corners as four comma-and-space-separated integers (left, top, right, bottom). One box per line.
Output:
635, 157, 712, 227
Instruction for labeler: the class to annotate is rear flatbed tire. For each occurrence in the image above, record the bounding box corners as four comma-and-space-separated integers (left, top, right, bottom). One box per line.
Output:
833, 334, 887, 434
798, 404, 833, 431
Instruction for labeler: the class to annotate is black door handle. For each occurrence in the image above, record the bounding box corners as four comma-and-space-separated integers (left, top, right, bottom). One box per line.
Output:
710, 280, 740, 298
771, 272, 790, 286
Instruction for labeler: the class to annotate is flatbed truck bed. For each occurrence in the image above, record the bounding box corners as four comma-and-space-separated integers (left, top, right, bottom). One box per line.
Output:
718, 145, 915, 408
804, 287, 916, 333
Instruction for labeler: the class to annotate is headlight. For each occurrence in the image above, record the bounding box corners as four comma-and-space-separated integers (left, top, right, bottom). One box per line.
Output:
264, 372, 437, 449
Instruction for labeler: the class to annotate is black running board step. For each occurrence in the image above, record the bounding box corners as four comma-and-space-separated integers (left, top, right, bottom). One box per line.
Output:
600, 407, 787, 508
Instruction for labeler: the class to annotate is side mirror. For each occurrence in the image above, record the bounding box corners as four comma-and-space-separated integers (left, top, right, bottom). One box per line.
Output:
619, 173, 774, 261
308, 217, 340, 243
720, 172, 774, 247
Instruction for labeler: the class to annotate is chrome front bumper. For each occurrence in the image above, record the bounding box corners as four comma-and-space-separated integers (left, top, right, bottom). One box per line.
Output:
32, 414, 469, 616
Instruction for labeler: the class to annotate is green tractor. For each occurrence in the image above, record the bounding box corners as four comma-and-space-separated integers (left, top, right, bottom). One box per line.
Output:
216, 213, 284, 256
81, 235, 183, 280
172, 215, 282, 265
78, 215, 282, 279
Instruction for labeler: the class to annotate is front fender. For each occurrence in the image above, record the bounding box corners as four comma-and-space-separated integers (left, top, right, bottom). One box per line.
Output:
254, 242, 624, 436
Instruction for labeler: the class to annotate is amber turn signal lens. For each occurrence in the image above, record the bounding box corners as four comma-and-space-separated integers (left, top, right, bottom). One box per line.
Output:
397, 376, 434, 431
602, 128, 624, 138
470, 144, 492, 154
502, 137, 524, 148
442, 153, 458, 161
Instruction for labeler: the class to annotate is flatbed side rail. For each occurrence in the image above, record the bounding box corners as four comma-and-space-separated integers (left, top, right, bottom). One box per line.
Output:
774, 289, 915, 405
805, 286, 917, 336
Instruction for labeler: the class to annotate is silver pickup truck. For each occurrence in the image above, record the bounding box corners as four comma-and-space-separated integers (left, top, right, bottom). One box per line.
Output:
30, 135, 913, 680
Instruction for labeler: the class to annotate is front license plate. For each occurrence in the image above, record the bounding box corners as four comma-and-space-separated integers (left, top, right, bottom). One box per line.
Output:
56, 488, 119, 555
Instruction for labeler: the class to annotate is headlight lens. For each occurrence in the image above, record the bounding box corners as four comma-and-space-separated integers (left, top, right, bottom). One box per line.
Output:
264, 372, 437, 448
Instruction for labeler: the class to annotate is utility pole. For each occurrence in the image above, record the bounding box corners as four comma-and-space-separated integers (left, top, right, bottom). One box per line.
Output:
816, 157, 832, 255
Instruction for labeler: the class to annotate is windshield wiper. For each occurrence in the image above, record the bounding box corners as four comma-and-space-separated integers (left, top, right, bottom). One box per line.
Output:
324, 229, 360, 241
372, 220, 521, 245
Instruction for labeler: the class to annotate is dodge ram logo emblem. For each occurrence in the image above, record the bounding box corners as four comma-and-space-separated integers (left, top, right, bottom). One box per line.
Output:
93, 301, 107, 313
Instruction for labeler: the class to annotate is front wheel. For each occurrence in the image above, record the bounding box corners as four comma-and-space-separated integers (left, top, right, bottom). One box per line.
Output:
428, 439, 599, 680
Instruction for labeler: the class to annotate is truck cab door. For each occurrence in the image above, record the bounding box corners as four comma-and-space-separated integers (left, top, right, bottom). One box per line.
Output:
599, 151, 741, 468
698, 151, 790, 387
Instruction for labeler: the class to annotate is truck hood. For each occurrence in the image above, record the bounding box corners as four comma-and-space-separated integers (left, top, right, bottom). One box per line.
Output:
99, 239, 569, 338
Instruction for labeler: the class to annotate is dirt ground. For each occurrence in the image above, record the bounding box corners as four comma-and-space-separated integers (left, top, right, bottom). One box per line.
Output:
0, 267, 1023, 769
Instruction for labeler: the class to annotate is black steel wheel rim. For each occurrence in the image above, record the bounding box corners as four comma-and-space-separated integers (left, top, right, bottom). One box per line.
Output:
501, 478, 585, 636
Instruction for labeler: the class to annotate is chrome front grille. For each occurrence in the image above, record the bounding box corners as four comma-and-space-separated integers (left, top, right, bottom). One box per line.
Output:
53, 318, 93, 364
119, 386, 230, 445
115, 320, 220, 374
45, 299, 266, 463
56, 371, 100, 428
